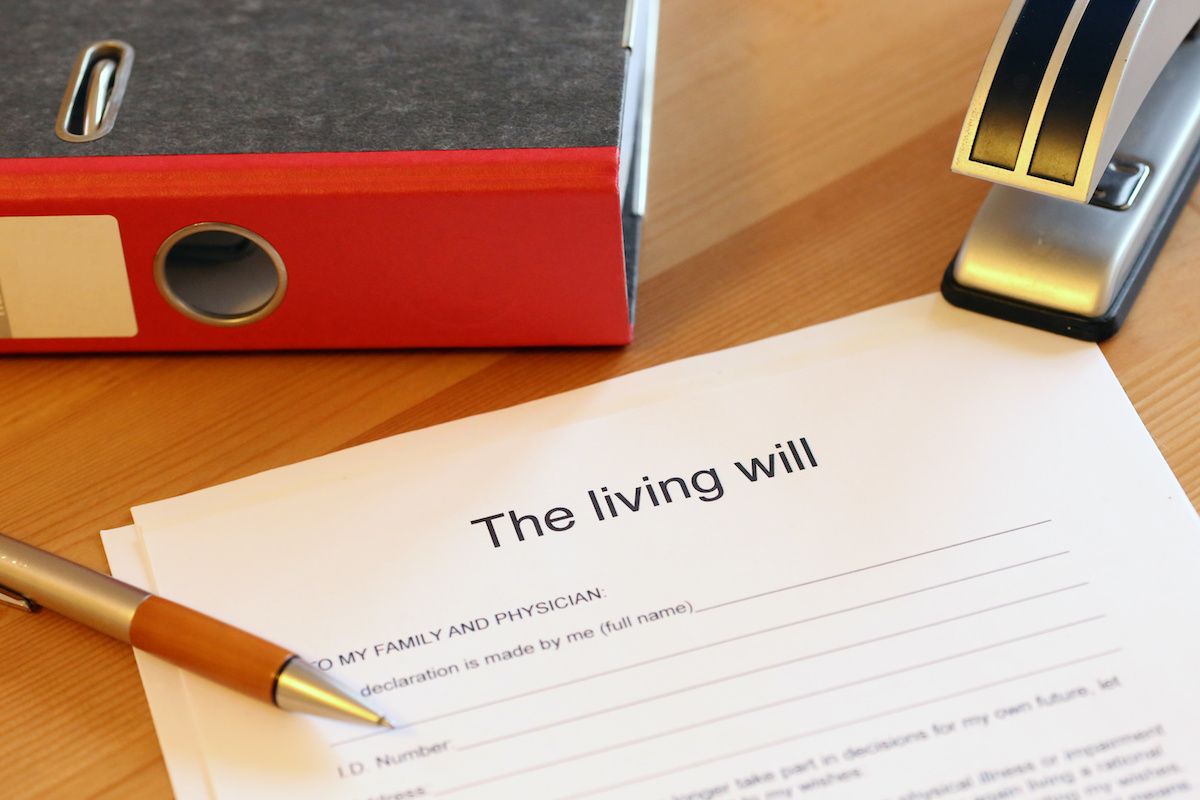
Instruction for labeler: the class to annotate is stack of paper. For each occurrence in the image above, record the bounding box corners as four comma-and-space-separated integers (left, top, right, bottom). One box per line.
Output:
103, 296, 1200, 799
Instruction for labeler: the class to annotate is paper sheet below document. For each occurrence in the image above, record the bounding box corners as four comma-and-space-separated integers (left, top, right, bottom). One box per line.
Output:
105, 296, 1200, 799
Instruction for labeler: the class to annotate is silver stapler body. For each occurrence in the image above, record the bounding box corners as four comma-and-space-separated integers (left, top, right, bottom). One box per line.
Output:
943, 0, 1200, 340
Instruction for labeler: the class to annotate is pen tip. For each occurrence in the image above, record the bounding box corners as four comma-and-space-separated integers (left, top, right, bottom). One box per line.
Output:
379, 717, 394, 729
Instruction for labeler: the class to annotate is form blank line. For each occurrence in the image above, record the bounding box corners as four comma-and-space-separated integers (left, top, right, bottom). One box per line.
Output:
437, 616, 1106, 792
696, 518, 1053, 612
548, 647, 1122, 800
459, 583, 1091, 750
332, 550, 1070, 749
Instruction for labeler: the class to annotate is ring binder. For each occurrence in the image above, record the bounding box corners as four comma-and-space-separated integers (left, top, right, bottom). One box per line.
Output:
0, 0, 658, 352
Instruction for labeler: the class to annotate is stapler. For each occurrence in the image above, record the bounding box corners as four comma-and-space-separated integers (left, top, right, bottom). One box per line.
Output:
943, 0, 1200, 341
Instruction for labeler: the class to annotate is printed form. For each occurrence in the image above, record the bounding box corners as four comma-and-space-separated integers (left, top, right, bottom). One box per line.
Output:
103, 297, 1200, 799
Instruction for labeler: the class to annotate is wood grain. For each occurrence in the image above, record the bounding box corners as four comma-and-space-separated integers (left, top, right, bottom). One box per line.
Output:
127, 597, 290, 704
1, 1, 1197, 796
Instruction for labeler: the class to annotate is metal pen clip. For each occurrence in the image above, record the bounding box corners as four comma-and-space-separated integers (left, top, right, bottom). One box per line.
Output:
0, 582, 39, 613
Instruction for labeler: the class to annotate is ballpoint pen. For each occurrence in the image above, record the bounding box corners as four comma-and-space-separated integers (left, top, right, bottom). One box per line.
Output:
0, 532, 390, 728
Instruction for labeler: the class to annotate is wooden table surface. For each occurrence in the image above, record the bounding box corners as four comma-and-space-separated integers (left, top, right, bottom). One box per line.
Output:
3, 1, 1198, 796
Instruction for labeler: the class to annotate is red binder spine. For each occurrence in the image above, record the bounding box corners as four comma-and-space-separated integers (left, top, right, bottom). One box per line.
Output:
0, 146, 630, 352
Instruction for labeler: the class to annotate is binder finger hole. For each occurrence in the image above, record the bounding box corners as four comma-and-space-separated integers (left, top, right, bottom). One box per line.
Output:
155, 224, 287, 326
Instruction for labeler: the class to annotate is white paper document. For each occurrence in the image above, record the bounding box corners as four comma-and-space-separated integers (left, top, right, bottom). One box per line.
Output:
102, 526, 214, 798
104, 297, 1200, 799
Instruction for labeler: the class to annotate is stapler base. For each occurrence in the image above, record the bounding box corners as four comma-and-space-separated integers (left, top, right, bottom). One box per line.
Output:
942, 127, 1200, 342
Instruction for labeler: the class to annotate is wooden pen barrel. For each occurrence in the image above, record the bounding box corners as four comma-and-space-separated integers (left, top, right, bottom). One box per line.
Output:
128, 596, 292, 703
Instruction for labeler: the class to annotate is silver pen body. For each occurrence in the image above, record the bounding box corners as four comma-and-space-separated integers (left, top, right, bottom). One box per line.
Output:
0, 532, 148, 638
0, 532, 389, 727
